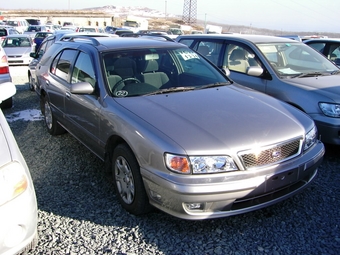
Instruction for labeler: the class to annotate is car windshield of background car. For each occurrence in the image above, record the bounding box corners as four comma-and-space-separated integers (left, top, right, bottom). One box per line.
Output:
257, 42, 338, 76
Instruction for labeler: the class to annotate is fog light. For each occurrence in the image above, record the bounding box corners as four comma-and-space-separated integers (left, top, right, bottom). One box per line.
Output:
149, 190, 162, 202
184, 202, 204, 211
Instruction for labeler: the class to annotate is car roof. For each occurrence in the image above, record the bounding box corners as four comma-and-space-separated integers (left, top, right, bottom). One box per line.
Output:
5, 34, 31, 38
58, 36, 185, 51
304, 38, 340, 43
177, 34, 299, 44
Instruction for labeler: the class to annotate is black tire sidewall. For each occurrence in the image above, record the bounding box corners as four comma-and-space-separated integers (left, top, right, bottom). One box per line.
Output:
112, 144, 151, 215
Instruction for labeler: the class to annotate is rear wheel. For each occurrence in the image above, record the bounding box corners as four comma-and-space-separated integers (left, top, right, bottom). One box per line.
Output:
28, 75, 34, 91
43, 96, 65, 135
112, 144, 151, 215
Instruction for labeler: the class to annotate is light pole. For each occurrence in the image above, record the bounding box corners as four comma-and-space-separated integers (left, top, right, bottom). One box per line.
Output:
165, 1, 167, 18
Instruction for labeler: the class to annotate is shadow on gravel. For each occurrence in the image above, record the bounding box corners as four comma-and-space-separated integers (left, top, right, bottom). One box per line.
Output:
6, 82, 340, 255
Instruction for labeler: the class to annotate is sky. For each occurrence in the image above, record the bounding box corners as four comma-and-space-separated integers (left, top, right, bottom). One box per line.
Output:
1, 0, 339, 33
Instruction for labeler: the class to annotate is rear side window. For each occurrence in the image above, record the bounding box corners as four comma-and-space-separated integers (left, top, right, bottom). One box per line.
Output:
51, 49, 78, 82
307, 42, 325, 52
195, 41, 224, 66
178, 38, 194, 47
0, 29, 6, 36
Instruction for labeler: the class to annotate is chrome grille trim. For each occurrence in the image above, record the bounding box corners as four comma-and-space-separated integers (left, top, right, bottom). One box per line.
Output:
238, 137, 303, 170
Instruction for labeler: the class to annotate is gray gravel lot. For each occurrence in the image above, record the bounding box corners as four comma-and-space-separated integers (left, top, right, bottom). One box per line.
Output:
4, 66, 340, 255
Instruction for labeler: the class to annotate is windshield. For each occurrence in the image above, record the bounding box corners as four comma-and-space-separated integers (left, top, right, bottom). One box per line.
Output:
256, 42, 339, 76
2, 37, 31, 47
103, 47, 230, 97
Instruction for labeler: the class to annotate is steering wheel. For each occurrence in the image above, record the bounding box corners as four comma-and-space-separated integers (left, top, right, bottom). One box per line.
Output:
112, 77, 141, 92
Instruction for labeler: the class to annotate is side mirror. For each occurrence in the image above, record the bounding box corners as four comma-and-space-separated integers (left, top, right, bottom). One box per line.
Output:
247, 66, 264, 77
30, 52, 38, 58
70, 81, 95, 94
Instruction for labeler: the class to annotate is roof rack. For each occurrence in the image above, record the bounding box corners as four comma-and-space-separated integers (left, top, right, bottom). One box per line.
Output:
119, 33, 175, 42
59, 35, 101, 46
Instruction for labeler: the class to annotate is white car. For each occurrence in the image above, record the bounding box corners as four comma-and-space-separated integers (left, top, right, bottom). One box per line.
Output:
1, 34, 34, 66
0, 82, 38, 254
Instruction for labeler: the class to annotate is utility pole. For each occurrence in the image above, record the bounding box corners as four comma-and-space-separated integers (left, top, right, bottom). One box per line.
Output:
182, 0, 197, 24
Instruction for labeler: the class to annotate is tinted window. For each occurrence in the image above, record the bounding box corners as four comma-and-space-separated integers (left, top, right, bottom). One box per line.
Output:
195, 41, 224, 66
71, 52, 96, 87
307, 42, 325, 53
52, 49, 78, 82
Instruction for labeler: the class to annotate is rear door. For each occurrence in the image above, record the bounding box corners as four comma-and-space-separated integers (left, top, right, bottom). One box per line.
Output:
48, 49, 77, 123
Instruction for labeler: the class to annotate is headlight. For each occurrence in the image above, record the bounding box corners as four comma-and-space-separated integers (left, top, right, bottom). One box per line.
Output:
304, 126, 317, 151
0, 162, 28, 206
319, 102, 340, 117
165, 153, 238, 174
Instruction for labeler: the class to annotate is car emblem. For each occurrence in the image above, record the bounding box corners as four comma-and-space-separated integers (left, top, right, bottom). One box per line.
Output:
271, 148, 281, 158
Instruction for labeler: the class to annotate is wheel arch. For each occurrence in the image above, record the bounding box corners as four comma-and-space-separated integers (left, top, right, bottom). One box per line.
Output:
104, 135, 131, 173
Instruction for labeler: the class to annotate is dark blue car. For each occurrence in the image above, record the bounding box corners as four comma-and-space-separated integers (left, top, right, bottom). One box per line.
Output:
33, 32, 53, 52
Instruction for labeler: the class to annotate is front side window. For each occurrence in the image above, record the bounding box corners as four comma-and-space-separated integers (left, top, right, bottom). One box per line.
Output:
226, 44, 260, 74
52, 49, 78, 82
71, 52, 96, 87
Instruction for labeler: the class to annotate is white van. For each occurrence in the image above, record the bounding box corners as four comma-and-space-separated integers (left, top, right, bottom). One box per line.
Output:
6, 19, 29, 34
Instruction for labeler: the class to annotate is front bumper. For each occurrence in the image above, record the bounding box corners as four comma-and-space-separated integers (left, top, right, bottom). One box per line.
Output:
142, 141, 325, 220
0, 183, 38, 255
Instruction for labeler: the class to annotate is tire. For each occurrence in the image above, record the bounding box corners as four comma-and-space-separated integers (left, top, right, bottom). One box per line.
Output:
43, 96, 65, 135
112, 144, 152, 215
28, 74, 35, 91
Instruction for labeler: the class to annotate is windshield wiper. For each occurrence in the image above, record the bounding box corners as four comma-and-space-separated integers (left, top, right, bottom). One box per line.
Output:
144, 86, 196, 96
331, 70, 340, 75
291, 72, 328, 78
198, 82, 230, 89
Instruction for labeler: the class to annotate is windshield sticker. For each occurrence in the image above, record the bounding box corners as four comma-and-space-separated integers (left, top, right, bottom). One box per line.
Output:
278, 68, 300, 74
115, 90, 128, 97
179, 51, 200, 60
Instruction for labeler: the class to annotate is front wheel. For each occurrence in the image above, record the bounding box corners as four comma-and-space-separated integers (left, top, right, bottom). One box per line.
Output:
42, 96, 65, 135
112, 144, 151, 215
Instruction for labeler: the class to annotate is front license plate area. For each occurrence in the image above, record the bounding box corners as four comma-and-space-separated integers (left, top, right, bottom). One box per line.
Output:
266, 168, 299, 192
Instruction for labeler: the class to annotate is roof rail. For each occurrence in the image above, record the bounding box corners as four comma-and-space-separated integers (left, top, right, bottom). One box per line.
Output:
60, 35, 101, 46
119, 33, 175, 42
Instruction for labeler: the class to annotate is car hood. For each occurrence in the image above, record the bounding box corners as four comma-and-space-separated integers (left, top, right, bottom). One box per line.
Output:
116, 85, 309, 153
4, 47, 32, 55
286, 75, 340, 101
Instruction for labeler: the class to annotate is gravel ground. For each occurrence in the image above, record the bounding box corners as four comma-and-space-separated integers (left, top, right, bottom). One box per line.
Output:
3, 66, 340, 255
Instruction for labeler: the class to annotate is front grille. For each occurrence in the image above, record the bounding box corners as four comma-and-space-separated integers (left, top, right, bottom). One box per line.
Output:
8, 60, 24, 64
239, 138, 302, 169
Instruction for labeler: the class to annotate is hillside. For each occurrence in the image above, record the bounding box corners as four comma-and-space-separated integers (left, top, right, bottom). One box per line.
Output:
2, 4, 339, 37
